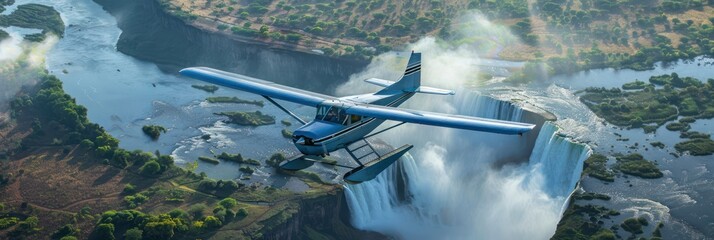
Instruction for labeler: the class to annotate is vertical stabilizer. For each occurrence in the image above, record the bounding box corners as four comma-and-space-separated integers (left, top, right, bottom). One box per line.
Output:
378, 52, 421, 93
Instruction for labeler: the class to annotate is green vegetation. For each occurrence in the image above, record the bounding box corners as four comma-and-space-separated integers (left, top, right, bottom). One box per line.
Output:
666, 122, 691, 131
581, 74, 714, 130
622, 80, 648, 90
620, 217, 649, 234
680, 131, 710, 139
281, 128, 293, 138
191, 84, 219, 93
280, 119, 292, 126
653, 222, 665, 238
215, 111, 275, 126
198, 156, 220, 164
0, 4, 64, 41
552, 203, 619, 239
206, 96, 264, 106
614, 154, 663, 179
650, 141, 666, 149
573, 192, 611, 201
266, 153, 286, 167
675, 138, 714, 156
583, 153, 614, 182
239, 166, 255, 175
216, 152, 260, 165
123, 192, 149, 208
142, 125, 166, 140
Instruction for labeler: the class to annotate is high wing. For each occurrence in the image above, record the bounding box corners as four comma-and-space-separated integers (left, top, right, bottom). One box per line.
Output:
180, 67, 336, 106
346, 103, 535, 135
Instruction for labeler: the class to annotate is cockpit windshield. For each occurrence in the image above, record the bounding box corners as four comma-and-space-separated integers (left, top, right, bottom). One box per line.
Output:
316, 105, 361, 125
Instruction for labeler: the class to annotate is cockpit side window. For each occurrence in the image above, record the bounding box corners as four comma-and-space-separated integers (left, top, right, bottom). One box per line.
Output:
316, 105, 330, 120
317, 105, 363, 125
350, 115, 362, 124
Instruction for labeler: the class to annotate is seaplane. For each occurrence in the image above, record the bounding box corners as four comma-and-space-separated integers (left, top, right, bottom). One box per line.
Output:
180, 52, 535, 183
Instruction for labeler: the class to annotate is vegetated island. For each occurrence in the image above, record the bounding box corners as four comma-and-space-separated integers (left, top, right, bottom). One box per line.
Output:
206, 96, 264, 106
198, 156, 220, 164
141, 125, 166, 140
216, 152, 261, 165
580, 73, 714, 131
614, 153, 663, 179
0, 3, 64, 41
159, 0, 713, 75
583, 153, 615, 182
191, 84, 219, 93
675, 138, 714, 156
215, 111, 276, 126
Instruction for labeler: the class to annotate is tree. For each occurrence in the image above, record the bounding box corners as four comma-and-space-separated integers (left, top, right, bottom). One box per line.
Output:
218, 198, 238, 209
140, 161, 161, 176
144, 220, 176, 239
96, 223, 115, 240
204, 216, 222, 228
237, 208, 248, 218
189, 204, 207, 219
124, 228, 142, 240
17, 216, 39, 233
51, 224, 77, 239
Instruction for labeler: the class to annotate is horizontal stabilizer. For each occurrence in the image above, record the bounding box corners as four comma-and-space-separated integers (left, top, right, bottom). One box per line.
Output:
417, 86, 455, 95
364, 78, 395, 88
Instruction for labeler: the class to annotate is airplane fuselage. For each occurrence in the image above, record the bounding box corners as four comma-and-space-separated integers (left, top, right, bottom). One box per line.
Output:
292, 91, 414, 156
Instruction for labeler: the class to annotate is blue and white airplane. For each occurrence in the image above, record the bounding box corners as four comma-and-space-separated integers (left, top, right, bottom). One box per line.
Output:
180, 52, 535, 183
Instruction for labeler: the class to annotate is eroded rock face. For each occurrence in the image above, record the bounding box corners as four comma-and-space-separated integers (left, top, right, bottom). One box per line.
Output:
260, 189, 388, 240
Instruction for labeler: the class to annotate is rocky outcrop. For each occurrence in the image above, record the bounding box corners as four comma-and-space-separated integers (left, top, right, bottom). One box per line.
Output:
91, 0, 367, 94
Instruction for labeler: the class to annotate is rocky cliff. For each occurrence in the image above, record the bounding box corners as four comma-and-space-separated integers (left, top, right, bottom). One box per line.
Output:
92, 0, 368, 94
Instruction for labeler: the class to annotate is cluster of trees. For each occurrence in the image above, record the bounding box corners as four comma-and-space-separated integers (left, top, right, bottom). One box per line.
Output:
198, 179, 242, 196
95, 197, 246, 239
0, 213, 40, 239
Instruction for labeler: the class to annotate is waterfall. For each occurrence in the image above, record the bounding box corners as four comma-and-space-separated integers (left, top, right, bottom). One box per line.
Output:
344, 92, 590, 240
528, 122, 591, 198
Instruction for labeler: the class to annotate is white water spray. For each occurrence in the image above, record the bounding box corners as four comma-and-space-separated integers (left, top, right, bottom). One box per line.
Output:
338, 14, 590, 239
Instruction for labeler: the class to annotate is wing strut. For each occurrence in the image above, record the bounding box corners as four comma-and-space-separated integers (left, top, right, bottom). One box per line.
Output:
262, 95, 308, 125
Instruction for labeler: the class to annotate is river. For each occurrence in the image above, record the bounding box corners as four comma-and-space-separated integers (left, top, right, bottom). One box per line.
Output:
2, 0, 714, 238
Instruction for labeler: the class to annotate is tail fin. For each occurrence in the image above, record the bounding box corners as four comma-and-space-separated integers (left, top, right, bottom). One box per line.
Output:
378, 52, 421, 93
